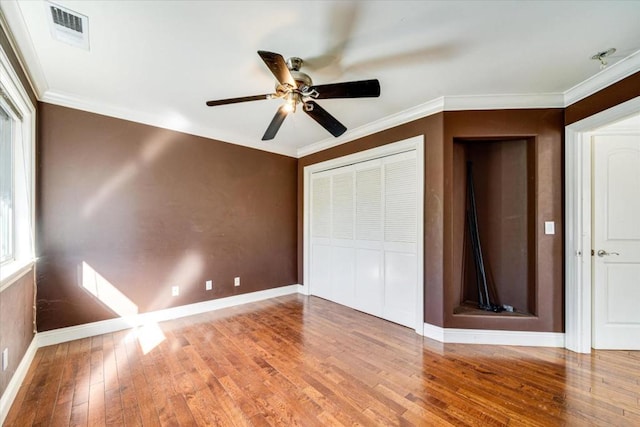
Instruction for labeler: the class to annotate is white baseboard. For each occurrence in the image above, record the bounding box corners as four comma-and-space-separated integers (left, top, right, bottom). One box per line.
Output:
423, 323, 565, 347
0, 336, 38, 425
37, 284, 301, 348
423, 323, 445, 342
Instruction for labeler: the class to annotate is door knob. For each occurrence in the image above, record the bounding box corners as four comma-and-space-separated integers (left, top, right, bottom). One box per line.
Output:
597, 249, 620, 257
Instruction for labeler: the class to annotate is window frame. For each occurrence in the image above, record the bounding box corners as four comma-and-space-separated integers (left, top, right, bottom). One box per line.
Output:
0, 42, 35, 291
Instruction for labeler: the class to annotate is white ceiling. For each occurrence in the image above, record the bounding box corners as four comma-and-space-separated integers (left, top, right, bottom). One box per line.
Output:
2, 0, 640, 157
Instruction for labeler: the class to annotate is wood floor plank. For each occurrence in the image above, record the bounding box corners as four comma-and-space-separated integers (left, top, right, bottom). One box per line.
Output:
6, 294, 640, 426
87, 381, 106, 426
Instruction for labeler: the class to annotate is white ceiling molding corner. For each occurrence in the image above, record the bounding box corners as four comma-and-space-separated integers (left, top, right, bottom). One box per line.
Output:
296, 97, 444, 158
42, 89, 299, 158
0, 0, 48, 98
297, 92, 569, 158
563, 49, 640, 107
443, 93, 565, 111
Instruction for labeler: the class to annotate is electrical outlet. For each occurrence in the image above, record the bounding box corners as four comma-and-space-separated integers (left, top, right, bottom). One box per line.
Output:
205, 280, 213, 291
234, 277, 240, 287
171, 286, 180, 296
2, 348, 8, 371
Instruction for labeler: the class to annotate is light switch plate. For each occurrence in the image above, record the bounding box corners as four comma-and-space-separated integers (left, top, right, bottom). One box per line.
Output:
544, 221, 555, 235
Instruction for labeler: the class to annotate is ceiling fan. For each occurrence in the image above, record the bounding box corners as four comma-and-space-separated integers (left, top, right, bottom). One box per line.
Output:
205, 51, 380, 141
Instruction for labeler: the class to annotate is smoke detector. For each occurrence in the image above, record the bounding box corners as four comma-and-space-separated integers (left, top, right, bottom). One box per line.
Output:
46, 2, 89, 50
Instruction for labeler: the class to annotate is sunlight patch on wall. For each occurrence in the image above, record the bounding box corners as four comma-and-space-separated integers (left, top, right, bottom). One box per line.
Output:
81, 162, 138, 218
80, 261, 167, 354
80, 261, 138, 317
81, 132, 174, 219
152, 250, 205, 308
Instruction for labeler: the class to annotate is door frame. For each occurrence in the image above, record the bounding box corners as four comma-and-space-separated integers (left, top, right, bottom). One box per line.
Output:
302, 135, 425, 334
564, 96, 640, 353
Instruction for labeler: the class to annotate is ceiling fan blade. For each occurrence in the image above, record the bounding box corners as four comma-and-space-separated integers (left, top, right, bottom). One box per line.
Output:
303, 101, 347, 137
304, 2, 360, 72
257, 51, 297, 88
206, 94, 274, 107
262, 105, 288, 141
310, 79, 380, 99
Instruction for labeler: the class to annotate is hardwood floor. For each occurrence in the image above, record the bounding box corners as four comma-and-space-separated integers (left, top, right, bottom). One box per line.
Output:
5, 294, 640, 426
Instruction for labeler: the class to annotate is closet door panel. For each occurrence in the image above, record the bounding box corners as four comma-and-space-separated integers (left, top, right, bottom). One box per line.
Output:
311, 243, 332, 300
331, 246, 355, 308
384, 251, 417, 327
355, 248, 384, 315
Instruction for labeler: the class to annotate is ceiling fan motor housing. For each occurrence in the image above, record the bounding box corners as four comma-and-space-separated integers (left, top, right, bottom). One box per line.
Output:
286, 56, 303, 71
290, 70, 312, 88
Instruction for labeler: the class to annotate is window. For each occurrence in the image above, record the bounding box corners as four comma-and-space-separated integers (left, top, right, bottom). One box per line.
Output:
0, 105, 13, 263
0, 43, 35, 289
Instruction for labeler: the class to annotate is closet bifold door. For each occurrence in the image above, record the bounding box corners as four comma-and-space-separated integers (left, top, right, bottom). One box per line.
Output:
309, 150, 418, 329
310, 172, 332, 301
382, 151, 418, 327
329, 168, 356, 308
354, 159, 384, 317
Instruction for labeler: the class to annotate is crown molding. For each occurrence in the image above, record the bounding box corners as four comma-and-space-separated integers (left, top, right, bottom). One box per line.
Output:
297, 93, 565, 157
42, 87, 571, 160
297, 97, 444, 158
42, 90, 298, 158
563, 49, 640, 107
41, 70, 640, 159
444, 93, 565, 110
0, 0, 48, 98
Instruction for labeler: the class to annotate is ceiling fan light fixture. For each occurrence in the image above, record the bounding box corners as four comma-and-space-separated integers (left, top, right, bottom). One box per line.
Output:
283, 92, 298, 113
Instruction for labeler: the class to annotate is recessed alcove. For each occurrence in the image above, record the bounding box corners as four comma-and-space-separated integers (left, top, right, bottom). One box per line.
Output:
453, 137, 536, 318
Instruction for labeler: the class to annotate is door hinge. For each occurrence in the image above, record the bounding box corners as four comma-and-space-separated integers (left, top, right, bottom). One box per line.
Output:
591, 249, 594, 256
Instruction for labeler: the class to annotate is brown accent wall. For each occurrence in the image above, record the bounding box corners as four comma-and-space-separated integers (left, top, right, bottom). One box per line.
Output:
298, 114, 446, 327
444, 109, 564, 332
565, 71, 640, 125
0, 271, 35, 398
37, 103, 297, 331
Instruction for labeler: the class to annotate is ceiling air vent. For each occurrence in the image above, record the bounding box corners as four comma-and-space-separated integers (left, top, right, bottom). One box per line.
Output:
46, 2, 89, 50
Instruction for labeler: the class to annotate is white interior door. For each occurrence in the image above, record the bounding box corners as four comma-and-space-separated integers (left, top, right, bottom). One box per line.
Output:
592, 134, 640, 349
